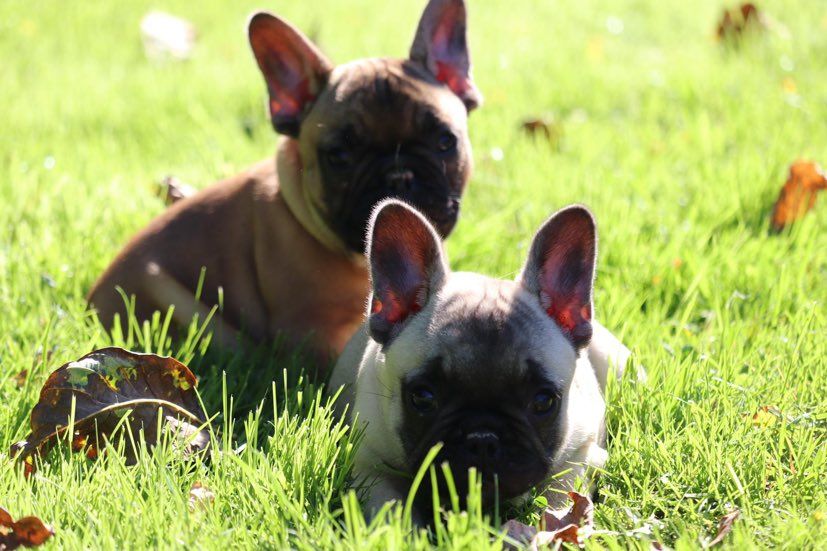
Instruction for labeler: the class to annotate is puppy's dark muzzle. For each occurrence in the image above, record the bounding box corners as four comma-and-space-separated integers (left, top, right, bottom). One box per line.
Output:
410, 411, 552, 510
382, 167, 461, 233
384, 168, 416, 192
332, 154, 461, 252
464, 430, 501, 469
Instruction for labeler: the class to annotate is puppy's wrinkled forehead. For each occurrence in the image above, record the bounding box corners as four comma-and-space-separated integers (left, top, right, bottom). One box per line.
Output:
425, 274, 563, 388
314, 59, 467, 141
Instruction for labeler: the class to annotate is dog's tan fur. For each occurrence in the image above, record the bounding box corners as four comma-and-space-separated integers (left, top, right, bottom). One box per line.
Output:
89, 153, 370, 354
88, 1, 480, 360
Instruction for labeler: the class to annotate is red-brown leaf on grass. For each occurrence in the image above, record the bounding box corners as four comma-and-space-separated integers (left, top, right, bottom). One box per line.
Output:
12, 370, 28, 389
0, 506, 54, 550
188, 481, 216, 512
703, 509, 740, 548
157, 175, 197, 206
770, 160, 827, 231
716, 3, 766, 42
503, 492, 595, 549
520, 117, 564, 149
10, 347, 210, 473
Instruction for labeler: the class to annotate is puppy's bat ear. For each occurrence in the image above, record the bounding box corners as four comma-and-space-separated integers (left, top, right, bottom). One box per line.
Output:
367, 200, 448, 346
248, 12, 333, 137
409, 0, 482, 111
518, 205, 597, 350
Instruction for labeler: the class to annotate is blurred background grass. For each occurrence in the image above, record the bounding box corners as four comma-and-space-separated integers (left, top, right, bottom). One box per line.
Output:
1, 0, 825, 548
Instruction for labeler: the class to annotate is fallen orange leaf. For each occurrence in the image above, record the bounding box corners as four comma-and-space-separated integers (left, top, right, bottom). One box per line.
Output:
770, 160, 827, 231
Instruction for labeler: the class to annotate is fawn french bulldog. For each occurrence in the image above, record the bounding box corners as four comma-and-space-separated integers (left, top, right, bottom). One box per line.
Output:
88, 0, 482, 359
331, 200, 633, 519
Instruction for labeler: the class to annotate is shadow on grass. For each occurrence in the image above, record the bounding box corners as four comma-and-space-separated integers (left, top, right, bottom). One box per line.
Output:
87, 286, 337, 446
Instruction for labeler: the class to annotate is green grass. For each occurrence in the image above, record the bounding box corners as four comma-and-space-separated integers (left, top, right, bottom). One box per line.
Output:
1, 0, 826, 548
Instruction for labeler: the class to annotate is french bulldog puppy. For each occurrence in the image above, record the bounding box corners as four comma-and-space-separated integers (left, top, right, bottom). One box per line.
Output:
331, 200, 632, 519
88, 0, 482, 359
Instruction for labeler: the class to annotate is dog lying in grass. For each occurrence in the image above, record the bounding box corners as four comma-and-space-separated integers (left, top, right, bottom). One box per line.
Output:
331, 200, 634, 521
88, 0, 482, 361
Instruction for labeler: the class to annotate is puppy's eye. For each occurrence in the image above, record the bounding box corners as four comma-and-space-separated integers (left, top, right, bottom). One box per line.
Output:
530, 390, 557, 415
325, 147, 352, 169
409, 387, 437, 413
437, 131, 457, 153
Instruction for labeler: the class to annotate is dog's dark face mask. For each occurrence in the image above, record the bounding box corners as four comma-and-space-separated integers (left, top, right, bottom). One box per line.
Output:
248, 1, 481, 254
312, 60, 472, 252
362, 200, 598, 518
397, 311, 566, 509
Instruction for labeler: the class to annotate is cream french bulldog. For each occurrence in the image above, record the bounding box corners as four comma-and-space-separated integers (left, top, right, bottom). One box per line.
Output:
331, 200, 633, 519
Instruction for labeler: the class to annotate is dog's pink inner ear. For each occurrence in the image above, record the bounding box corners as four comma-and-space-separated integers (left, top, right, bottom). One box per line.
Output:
529, 210, 596, 349
248, 13, 332, 136
368, 203, 443, 345
540, 259, 593, 348
371, 284, 424, 324
410, 0, 482, 110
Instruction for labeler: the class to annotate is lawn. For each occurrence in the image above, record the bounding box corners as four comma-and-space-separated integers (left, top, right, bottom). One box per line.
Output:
1, 0, 825, 548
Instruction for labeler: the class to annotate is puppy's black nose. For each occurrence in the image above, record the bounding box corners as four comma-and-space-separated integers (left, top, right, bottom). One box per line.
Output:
385, 169, 416, 192
465, 431, 501, 464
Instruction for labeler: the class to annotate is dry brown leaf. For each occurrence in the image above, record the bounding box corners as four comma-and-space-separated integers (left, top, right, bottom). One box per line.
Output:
503, 492, 594, 549
716, 3, 765, 42
157, 176, 197, 206
0, 506, 54, 550
533, 523, 583, 548
770, 160, 827, 231
520, 117, 563, 148
704, 509, 740, 548
188, 482, 215, 512
12, 370, 28, 389
541, 491, 594, 533
10, 347, 209, 474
